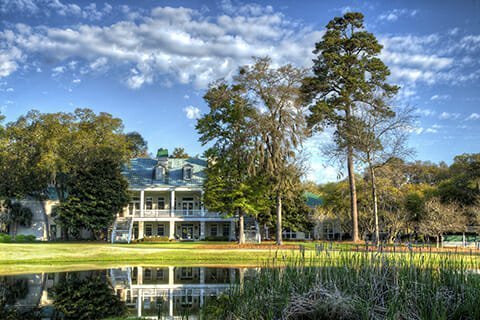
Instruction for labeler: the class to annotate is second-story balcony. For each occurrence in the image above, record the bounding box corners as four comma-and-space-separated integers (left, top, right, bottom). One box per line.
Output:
127, 209, 225, 219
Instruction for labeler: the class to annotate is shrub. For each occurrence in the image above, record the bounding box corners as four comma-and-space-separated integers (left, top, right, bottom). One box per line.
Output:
204, 236, 229, 241
0, 233, 12, 243
142, 236, 170, 242
12, 234, 36, 242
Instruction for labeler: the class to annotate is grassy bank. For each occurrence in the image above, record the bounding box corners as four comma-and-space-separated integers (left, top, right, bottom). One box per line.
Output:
2, 241, 480, 275
0, 242, 295, 275
205, 251, 480, 320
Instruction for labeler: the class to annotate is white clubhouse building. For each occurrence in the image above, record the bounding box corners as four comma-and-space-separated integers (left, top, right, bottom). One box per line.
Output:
111, 152, 236, 243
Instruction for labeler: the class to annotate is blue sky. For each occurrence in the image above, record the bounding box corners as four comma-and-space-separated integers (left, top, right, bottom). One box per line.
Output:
0, 0, 479, 183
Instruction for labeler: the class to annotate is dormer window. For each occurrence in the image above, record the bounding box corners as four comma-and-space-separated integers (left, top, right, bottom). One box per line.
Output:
183, 164, 193, 180
155, 165, 165, 180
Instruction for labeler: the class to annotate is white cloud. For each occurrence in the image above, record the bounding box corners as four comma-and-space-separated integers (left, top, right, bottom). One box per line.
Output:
425, 128, 438, 133
466, 113, 480, 120
439, 112, 461, 120
430, 94, 450, 101
378, 9, 418, 22
0, 4, 323, 88
183, 105, 201, 120
72, 78, 81, 83
415, 108, 436, 117
0, 47, 23, 78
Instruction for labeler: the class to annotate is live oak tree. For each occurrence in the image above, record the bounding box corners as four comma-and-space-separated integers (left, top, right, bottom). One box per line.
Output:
235, 57, 308, 245
197, 82, 269, 244
0, 109, 131, 239
302, 12, 399, 242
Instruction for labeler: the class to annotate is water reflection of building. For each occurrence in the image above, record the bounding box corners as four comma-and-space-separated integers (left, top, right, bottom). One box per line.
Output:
109, 266, 247, 319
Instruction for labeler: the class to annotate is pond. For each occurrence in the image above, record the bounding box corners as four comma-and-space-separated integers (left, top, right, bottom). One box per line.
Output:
0, 266, 257, 319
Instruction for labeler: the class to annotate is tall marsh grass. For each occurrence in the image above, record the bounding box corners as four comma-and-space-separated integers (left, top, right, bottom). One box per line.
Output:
204, 251, 480, 319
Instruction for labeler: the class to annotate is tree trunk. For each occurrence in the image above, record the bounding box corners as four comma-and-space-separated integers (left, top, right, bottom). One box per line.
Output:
347, 145, 359, 242
370, 166, 380, 246
12, 222, 17, 240
436, 235, 440, 248
276, 193, 282, 246
238, 209, 245, 245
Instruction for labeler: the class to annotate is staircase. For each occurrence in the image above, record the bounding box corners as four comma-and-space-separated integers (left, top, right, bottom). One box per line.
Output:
244, 216, 261, 243
111, 218, 134, 243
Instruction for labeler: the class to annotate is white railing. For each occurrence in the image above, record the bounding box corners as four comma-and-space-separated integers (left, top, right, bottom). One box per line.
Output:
123, 209, 223, 218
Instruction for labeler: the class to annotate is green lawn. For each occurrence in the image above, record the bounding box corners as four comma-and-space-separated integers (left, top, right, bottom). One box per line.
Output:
0, 242, 293, 275
2, 241, 480, 275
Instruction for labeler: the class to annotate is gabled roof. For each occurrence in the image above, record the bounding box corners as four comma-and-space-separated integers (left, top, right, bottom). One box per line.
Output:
304, 191, 323, 207
122, 157, 207, 188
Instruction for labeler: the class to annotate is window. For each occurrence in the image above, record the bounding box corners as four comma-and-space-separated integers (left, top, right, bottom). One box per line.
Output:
183, 165, 193, 180
180, 267, 193, 280
211, 224, 218, 236
157, 197, 165, 210
146, 224, 153, 236
156, 268, 165, 280
145, 197, 153, 210
144, 269, 152, 280
223, 223, 230, 237
157, 224, 165, 236
155, 165, 165, 180
129, 197, 140, 214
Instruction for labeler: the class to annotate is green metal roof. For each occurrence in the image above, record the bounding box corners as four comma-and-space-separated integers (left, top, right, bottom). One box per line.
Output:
122, 157, 207, 188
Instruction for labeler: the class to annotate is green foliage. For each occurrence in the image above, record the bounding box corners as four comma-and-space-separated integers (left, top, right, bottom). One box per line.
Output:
303, 12, 399, 242
204, 235, 229, 241
204, 252, 480, 320
13, 234, 36, 242
438, 153, 480, 206
197, 81, 270, 220
52, 274, 126, 320
0, 234, 11, 243
54, 157, 129, 239
125, 131, 148, 158
0, 108, 130, 202
0, 201, 33, 239
171, 147, 189, 158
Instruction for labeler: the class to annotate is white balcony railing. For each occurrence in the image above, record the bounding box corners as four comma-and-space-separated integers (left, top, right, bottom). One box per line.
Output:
125, 209, 223, 218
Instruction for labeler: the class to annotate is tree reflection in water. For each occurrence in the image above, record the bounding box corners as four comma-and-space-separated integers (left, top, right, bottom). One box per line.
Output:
52, 273, 126, 320
0, 277, 42, 320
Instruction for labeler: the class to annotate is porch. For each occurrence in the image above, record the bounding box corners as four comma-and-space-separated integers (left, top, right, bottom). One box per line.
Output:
119, 189, 223, 219
132, 221, 236, 241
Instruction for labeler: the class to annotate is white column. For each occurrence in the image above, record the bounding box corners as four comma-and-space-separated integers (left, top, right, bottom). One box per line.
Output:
200, 222, 206, 240
201, 190, 205, 216
200, 267, 205, 284
230, 221, 236, 241
168, 266, 175, 285
169, 221, 175, 240
140, 190, 145, 217
137, 266, 143, 284
138, 221, 144, 240
137, 288, 142, 318
170, 189, 175, 217
168, 288, 173, 318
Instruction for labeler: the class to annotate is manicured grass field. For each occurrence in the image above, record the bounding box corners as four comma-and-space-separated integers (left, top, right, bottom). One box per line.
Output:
1, 241, 480, 275
0, 242, 294, 274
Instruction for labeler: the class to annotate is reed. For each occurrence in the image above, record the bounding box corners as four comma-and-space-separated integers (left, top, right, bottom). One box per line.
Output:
204, 250, 480, 320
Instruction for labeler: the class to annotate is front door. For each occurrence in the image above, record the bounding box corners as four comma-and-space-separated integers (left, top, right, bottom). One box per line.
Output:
181, 224, 194, 240
182, 201, 194, 215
